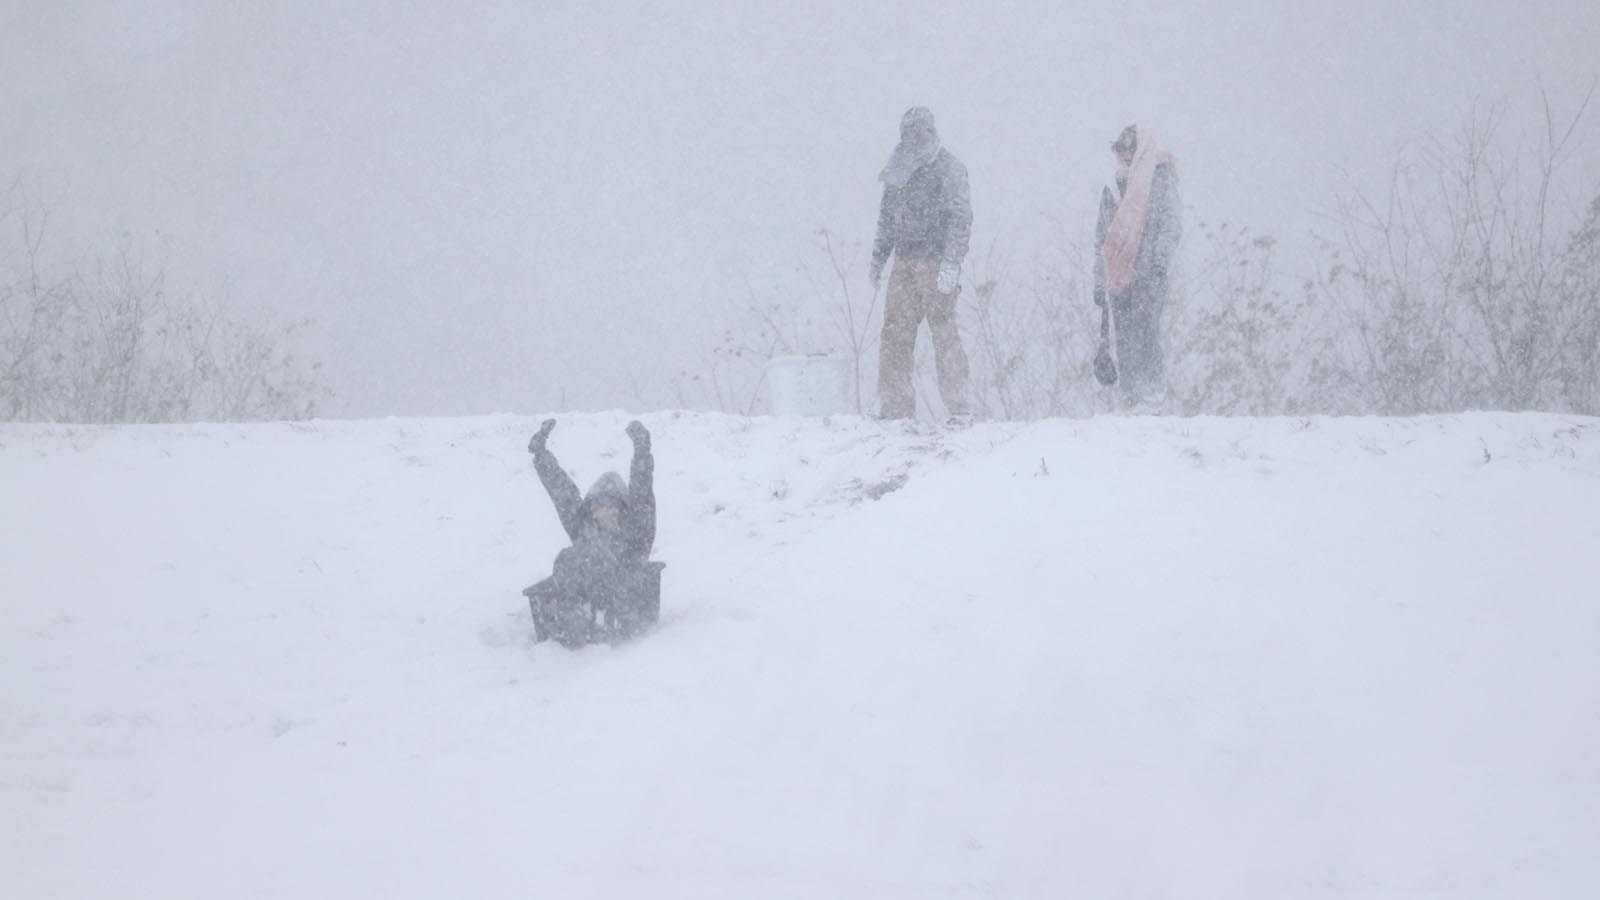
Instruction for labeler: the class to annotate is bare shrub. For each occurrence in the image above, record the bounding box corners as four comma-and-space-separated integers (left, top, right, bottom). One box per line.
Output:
961, 239, 1104, 420
1309, 87, 1600, 415
674, 229, 884, 415
1, 197, 328, 423
1166, 223, 1317, 416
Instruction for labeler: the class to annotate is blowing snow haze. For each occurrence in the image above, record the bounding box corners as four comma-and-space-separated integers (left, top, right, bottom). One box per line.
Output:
4, 0, 1599, 417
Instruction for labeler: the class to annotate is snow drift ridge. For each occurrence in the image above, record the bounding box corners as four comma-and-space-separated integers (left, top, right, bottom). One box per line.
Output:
3, 411, 1598, 899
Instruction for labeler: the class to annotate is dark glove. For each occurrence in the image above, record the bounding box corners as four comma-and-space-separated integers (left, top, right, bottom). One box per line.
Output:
527, 418, 556, 454
625, 420, 650, 451
1093, 287, 1106, 308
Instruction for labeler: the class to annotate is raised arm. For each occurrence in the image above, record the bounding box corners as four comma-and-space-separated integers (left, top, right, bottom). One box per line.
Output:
623, 420, 656, 557
528, 419, 584, 542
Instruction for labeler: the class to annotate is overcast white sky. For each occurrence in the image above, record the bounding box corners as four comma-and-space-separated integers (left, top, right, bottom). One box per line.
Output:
4, 0, 1599, 416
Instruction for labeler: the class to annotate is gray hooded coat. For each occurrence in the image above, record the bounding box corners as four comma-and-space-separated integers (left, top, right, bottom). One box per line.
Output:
871, 107, 973, 274
532, 441, 656, 601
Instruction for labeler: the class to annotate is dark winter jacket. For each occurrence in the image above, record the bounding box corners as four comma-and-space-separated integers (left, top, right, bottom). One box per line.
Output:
1095, 162, 1182, 302
871, 147, 973, 270
533, 442, 656, 565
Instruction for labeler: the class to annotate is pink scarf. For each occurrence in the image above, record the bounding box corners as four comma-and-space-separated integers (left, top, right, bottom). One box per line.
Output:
1101, 133, 1178, 297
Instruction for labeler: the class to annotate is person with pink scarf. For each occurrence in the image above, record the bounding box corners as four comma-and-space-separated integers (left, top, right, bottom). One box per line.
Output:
1094, 124, 1183, 411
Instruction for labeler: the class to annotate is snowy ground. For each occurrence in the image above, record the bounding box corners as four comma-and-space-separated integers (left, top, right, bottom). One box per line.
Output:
3, 411, 1599, 899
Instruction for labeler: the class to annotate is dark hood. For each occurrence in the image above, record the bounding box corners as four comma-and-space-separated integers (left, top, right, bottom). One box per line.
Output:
582, 471, 627, 510
879, 106, 941, 189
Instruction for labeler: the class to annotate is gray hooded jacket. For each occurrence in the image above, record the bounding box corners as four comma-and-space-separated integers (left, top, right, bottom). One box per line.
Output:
871, 108, 973, 272
532, 443, 656, 564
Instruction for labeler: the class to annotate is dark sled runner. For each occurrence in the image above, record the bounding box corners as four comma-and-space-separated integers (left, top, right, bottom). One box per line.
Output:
523, 561, 665, 648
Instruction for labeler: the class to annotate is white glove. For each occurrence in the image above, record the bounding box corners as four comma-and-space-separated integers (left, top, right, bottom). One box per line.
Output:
936, 259, 960, 295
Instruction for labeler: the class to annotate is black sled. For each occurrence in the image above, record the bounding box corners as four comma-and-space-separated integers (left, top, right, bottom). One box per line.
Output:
523, 561, 665, 649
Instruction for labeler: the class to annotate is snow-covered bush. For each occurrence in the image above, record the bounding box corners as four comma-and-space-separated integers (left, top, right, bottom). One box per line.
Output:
0, 195, 328, 423
1306, 94, 1600, 415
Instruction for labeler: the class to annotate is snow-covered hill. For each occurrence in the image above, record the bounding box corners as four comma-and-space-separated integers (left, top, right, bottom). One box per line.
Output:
3, 412, 1598, 899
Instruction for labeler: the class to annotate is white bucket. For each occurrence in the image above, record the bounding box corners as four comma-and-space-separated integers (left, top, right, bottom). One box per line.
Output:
765, 354, 852, 416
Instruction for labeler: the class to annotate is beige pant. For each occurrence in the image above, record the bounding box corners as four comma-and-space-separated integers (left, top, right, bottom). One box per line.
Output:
878, 256, 970, 418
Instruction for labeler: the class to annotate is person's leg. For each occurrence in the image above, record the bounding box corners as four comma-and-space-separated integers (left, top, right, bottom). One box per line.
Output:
1143, 284, 1168, 405
924, 277, 971, 417
543, 547, 595, 644
1122, 279, 1167, 408
877, 258, 924, 418
1110, 291, 1146, 408
604, 563, 652, 639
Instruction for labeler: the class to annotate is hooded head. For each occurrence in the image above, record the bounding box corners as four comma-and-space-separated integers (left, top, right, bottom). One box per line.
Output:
1111, 124, 1139, 157
879, 106, 942, 188
581, 471, 629, 531
900, 106, 938, 145
1111, 124, 1138, 192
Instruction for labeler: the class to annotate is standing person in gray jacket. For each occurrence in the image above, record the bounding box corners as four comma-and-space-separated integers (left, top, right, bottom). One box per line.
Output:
869, 106, 973, 421
1095, 124, 1182, 412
